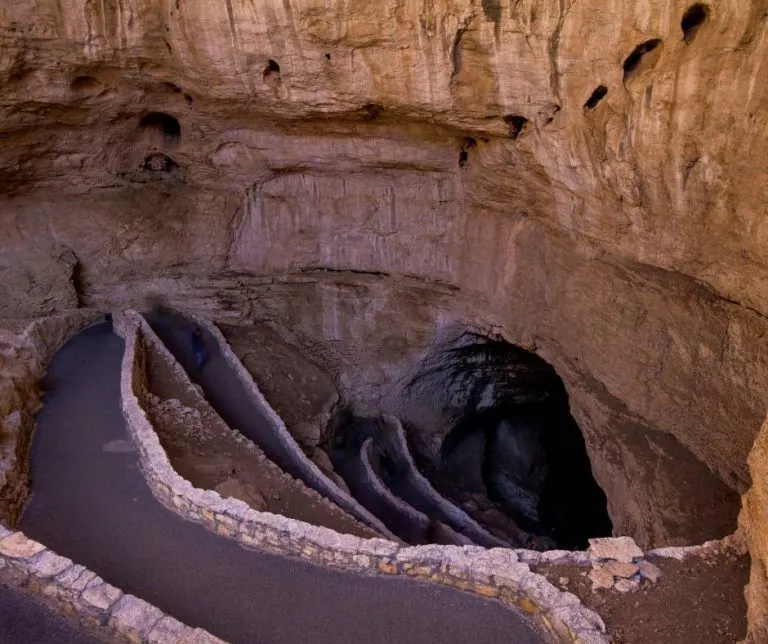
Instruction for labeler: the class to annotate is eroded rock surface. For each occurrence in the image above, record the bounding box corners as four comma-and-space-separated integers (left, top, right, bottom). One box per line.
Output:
0, 0, 767, 637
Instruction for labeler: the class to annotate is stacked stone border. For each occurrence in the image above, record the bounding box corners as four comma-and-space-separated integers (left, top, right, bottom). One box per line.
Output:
383, 414, 510, 548
137, 317, 380, 539
357, 436, 471, 545
0, 524, 222, 643
0, 310, 102, 525
115, 310, 609, 644
188, 311, 395, 537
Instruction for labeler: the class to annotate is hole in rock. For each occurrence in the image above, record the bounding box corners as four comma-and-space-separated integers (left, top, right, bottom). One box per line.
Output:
681, 4, 709, 41
403, 333, 612, 550
622, 39, 663, 81
503, 114, 529, 140
458, 137, 476, 169
142, 153, 180, 176
138, 112, 181, 145
69, 75, 101, 95
163, 81, 183, 93
361, 103, 383, 121
264, 59, 281, 79
584, 85, 608, 110
324, 53, 331, 60
480, 0, 502, 24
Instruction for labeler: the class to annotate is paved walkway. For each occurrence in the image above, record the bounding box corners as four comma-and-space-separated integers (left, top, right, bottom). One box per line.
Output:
0, 583, 105, 644
18, 324, 541, 644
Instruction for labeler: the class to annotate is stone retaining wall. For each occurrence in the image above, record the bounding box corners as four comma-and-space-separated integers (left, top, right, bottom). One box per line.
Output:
0, 525, 221, 643
115, 310, 609, 644
0, 310, 102, 525
189, 312, 395, 537
357, 437, 471, 545
383, 414, 511, 548
136, 313, 380, 539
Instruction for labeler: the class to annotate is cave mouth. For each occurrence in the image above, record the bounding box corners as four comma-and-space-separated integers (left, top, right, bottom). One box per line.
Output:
406, 333, 612, 550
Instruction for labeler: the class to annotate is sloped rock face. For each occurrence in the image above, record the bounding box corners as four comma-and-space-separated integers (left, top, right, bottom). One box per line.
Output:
0, 0, 767, 634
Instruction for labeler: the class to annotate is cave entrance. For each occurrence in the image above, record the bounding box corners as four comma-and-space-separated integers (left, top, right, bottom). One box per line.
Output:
407, 333, 612, 550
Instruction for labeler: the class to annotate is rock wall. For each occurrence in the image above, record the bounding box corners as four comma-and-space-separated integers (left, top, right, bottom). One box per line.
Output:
1, 0, 767, 635
742, 414, 768, 642
0, 311, 101, 525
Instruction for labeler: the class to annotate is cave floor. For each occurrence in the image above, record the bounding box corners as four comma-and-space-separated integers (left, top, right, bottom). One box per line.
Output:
16, 323, 543, 643
145, 375, 376, 538
533, 551, 749, 644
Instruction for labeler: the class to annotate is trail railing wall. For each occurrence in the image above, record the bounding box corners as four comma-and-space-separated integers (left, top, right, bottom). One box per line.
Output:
115, 310, 609, 644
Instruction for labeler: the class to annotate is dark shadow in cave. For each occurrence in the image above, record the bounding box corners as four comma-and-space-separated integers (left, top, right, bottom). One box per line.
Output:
138, 112, 181, 146
408, 333, 612, 550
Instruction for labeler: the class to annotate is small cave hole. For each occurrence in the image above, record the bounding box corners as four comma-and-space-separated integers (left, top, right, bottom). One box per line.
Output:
361, 103, 383, 121
584, 85, 608, 110
142, 152, 179, 175
163, 81, 183, 93
480, 0, 502, 24
503, 114, 529, 140
324, 52, 332, 60
138, 112, 181, 145
458, 137, 477, 169
622, 39, 663, 81
681, 4, 709, 42
263, 59, 281, 85
69, 75, 102, 95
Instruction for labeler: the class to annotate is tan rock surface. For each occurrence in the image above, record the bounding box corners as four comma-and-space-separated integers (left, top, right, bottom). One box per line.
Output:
0, 0, 766, 636
588, 537, 643, 564
741, 415, 768, 642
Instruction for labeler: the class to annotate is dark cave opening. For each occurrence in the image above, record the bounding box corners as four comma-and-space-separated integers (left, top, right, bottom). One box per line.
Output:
503, 114, 529, 140
584, 85, 608, 110
327, 333, 612, 550
622, 39, 663, 81
405, 334, 612, 550
138, 112, 181, 145
681, 4, 709, 42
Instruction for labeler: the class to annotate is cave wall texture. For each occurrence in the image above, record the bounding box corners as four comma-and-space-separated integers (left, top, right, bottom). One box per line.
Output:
0, 0, 767, 636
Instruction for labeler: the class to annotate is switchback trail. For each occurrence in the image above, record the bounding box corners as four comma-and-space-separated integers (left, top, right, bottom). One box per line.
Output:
18, 323, 542, 644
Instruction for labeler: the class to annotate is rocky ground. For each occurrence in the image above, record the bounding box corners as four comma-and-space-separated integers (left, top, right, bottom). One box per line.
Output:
533, 543, 749, 644
145, 390, 377, 539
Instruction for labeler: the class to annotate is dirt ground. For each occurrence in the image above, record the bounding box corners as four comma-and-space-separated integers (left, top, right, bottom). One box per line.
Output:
142, 339, 378, 540
218, 322, 339, 451
533, 550, 749, 644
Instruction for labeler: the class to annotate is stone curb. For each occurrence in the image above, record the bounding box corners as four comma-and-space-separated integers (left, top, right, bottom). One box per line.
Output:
382, 413, 511, 548
188, 311, 395, 538
356, 436, 467, 545
115, 311, 609, 644
0, 527, 222, 643
136, 316, 379, 539
0, 310, 102, 526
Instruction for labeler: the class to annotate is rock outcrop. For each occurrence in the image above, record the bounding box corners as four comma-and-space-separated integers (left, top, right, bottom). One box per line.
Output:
0, 0, 766, 637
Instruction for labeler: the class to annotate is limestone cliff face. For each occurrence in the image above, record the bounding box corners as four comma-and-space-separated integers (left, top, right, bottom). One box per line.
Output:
1, 0, 767, 634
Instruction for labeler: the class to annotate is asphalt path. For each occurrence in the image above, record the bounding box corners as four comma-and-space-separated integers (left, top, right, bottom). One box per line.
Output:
18, 323, 542, 644
0, 583, 106, 643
